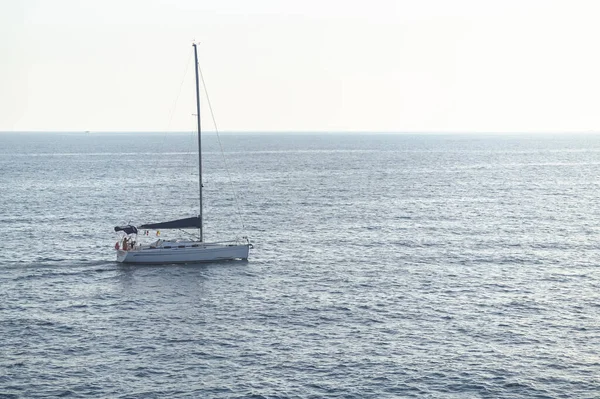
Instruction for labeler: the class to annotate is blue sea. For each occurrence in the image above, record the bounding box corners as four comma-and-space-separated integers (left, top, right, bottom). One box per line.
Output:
1, 132, 599, 398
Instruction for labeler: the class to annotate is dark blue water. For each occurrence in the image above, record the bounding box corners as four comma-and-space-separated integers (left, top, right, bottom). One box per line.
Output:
1, 132, 599, 398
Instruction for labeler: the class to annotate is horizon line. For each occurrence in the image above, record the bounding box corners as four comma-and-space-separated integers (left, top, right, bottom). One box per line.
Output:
1, 130, 600, 135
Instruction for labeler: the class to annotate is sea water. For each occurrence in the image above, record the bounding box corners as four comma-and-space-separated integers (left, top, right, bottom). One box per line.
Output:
0, 132, 599, 398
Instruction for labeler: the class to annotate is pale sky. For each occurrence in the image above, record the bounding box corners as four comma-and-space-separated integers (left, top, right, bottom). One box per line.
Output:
2, 0, 600, 133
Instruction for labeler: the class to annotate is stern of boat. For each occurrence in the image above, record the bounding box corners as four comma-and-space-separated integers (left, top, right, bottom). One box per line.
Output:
116, 249, 130, 263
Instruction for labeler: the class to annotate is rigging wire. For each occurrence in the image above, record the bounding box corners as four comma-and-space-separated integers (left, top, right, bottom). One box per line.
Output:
197, 61, 248, 237
166, 50, 193, 131
170, 49, 197, 195
170, 50, 198, 216
144, 49, 194, 237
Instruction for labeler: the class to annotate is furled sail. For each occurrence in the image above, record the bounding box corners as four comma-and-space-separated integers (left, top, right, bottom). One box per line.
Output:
139, 216, 201, 230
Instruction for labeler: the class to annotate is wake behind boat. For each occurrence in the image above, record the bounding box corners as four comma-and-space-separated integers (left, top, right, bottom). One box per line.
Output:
113, 44, 252, 264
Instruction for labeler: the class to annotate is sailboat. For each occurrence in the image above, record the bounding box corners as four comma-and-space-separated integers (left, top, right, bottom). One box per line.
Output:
113, 43, 252, 264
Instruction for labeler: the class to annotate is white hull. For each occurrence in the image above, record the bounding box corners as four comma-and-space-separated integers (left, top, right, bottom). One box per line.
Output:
116, 242, 250, 264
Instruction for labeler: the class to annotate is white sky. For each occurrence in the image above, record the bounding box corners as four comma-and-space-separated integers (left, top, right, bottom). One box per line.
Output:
2, 0, 600, 133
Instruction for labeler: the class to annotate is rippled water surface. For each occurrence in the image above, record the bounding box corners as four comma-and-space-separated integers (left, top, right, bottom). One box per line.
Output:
1, 132, 600, 398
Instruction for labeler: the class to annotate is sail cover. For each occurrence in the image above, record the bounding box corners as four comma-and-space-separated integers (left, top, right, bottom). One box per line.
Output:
114, 225, 138, 235
139, 216, 201, 230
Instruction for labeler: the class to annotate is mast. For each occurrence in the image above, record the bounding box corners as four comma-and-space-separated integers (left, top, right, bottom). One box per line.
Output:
193, 43, 203, 242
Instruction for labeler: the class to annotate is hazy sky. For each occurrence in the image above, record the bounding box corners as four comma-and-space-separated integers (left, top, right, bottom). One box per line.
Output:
2, 0, 600, 133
